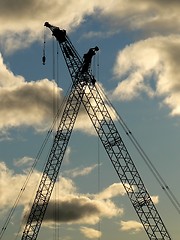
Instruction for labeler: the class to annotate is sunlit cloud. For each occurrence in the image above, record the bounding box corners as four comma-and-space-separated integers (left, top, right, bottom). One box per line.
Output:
0, 162, 41, 210
0, 0, 98, 53
112, 35, 180, 117
80, 226, 102, 239
0, 54, 108, 135
37, 195, 121, 227
0, 162, 123, 226
98, 0, 180, 34
74, 110, 95, 135
120, 220, 143, 233
0, 0, 180, 53
0, 0, 178, 238
13, 156, 34, 167
1, 0, 179, 131
95, 183, 126, 200
43, 196, 101, 224
41, 196, 122, 226
0, 53, 63, 133
64, 164, 99, 178
151, 195, 159, 204
63, 146, 71, 165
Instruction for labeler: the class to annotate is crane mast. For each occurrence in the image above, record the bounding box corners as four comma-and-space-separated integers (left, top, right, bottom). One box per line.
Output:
21, 22, 171, 240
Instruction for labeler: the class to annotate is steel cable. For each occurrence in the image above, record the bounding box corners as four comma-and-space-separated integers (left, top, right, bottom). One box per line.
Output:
97, 82, 180, 215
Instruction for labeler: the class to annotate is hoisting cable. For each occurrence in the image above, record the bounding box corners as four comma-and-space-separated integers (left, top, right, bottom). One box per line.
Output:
42, 26, 46, 65
52, 37, 61, 240
0, 129, 51, 240
95, 52, 101, 240
97, 137, 101, 240
96, 82, 180, 215
52, 38, 58, 125
0, 80, 73, 240
13, 82, 73, 240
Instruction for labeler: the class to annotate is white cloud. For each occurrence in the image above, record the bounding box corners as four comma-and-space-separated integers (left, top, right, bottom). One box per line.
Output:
64, 164, 99, 178
98, 0, 180, 34
55, 176, 77, 197
13, 156, 34, 167
0, 162, 41, 209
151, 195, 159, 204
0, 53, 63, 133
73, 83, 117, 135
0, 0, 98, 53
1, 1, 179, 129
120, 220, 143, 233
41, 196, 122, 226
0, 54, 109, 136
96, 183, 126, 200
0, 162, 123, 227
0, 1, 179, 53
80, 227, 102, 239
74, 109, 95, 135
112, 35, 180, 116
63, 146, 71, 165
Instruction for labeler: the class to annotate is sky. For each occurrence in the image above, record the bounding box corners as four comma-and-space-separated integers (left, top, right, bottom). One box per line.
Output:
0, 0, 180, 240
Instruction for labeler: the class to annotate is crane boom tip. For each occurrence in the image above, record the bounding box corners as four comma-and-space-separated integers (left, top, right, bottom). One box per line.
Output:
44, 22, 51, 27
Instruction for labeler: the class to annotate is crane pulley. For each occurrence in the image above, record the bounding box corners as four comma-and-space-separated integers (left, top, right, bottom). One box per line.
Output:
20, 22, 172, 240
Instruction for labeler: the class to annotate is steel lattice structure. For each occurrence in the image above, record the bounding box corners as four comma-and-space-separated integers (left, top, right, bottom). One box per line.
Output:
21, 22, 171, 240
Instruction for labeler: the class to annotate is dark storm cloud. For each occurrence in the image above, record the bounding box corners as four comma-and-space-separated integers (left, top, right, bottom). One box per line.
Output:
44, 198, 100, 223
22, 194, 121, 225
1, 164, 122, 226
0, 78, 62, 131
1, 81, 55, 114
0, 54, 99, 134
0, 53, 64, 131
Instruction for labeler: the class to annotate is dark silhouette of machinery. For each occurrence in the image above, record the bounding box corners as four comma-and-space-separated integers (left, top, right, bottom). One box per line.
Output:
21, 22, 172, 240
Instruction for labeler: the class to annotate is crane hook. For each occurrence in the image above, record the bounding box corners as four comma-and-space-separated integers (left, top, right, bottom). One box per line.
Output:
42, 27, 46, 65
42, 55, 46, 65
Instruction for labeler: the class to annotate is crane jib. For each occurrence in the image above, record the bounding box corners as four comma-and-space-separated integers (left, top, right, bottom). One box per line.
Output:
20, 22, 172, 240
44, 22, 67, 43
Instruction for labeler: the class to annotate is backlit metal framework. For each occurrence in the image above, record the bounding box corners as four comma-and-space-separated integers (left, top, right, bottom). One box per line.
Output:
21, 22, 171, 240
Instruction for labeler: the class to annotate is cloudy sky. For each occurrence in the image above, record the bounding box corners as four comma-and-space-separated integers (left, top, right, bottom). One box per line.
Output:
0, 0, 180, 239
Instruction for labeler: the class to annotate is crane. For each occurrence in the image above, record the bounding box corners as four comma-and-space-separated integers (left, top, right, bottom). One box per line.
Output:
21, 22, 172, 240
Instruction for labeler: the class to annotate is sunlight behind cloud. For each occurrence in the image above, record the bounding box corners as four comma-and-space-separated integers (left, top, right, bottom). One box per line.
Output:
113, 35, 180, 116
0, 54, 109, 135
98, 0, 180, 34
0, 0, 98, 53
0, 1, 179, 238
0, 0, 180, 53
